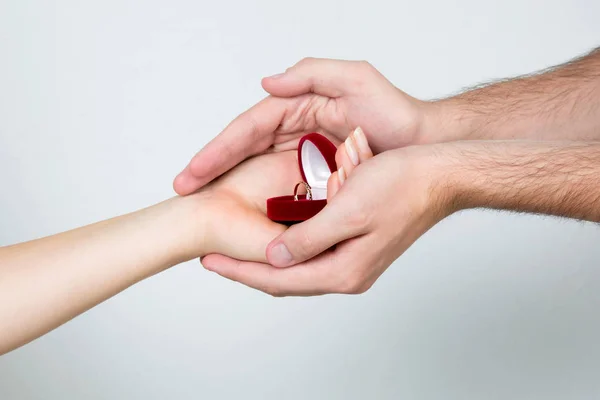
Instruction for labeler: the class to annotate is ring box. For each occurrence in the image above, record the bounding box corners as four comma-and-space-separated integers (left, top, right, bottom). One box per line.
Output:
267, 133, 337, 224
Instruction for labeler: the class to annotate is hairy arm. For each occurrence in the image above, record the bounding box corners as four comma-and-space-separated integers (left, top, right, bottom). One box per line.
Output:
430, 47, 600, 142
443, 141, 600, 222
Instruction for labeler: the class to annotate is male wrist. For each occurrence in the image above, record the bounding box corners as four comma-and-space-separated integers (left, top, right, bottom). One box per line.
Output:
425, 142, 480, 217
419, 98, 474, 145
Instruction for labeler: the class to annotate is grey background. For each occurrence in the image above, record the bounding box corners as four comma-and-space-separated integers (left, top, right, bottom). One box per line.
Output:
1, 0, 599, 399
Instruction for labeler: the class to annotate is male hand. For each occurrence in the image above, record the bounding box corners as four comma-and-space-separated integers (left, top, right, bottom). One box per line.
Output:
201, 144, 454, 296
174, 58, 433, 195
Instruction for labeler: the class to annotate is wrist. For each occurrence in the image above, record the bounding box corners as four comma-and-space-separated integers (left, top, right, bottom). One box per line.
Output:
426, 142, 518, 215
414, 142, 490, 218
418, 143, 466, 218
430, 142, 480, 214
417, 98, 474, 145
152, 193, 211, 267
387, 144, 464, 222
429, 141, 600, 221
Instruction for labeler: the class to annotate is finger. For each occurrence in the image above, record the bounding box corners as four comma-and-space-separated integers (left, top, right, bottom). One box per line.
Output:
173, 96, 289, 195
201, 253, 337, 296
327, 171, 341, 201
336, 138, 358, 177
172, 165, 205, 196
262, 58, 368, 98
266, 194, 367, 267
352, 127, 374, 162
271, 136, 303, 152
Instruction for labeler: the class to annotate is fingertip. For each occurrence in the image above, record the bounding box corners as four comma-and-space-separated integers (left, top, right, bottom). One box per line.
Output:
353, 126, 374, 161
173, 172, 186, 195
261, 73, 310, 98
173, 168, 199, 196
266, 239, 294, 268
260, 76, 273, 91
201, 253, 232, 272
187, 150, 222, 188
261, 73, 286, 93
200, 254, 216, 271
261, 74, 282, 86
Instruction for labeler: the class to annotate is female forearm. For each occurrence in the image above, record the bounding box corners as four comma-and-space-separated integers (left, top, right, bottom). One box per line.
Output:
443, 141, 600, 222
431, 47, 600, 142
0, 195, 204, 355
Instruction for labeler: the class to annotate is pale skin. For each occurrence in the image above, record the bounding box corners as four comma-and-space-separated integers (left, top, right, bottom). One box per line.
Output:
177, 47, 600, 296
0, 151, 300, 355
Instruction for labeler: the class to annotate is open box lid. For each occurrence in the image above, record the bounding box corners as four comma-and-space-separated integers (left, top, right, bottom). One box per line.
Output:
297, 133, 337, 200
267, 133, 338, 223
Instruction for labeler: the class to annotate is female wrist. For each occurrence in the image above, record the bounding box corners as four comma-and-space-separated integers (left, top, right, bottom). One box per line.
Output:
158, 193, 211, 266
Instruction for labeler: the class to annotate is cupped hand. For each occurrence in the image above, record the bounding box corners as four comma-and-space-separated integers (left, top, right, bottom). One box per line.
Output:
201, 144, 456, 296
174, 58, 432, 196
190, 150, 301, 263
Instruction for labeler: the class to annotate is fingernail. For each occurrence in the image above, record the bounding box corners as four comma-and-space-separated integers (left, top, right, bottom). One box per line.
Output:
345, 137, 359, 166
268, 73, 285, 79
338, 166, 346, 184
270, 243, 293, 266
353, 126, 370, 155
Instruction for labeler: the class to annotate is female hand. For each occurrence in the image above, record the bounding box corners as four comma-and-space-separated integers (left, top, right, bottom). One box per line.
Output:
193, 150, 301, 262
0, 150, 301, 354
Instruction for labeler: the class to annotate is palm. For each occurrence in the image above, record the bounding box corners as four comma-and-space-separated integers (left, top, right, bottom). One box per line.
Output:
196, 151, 300, 262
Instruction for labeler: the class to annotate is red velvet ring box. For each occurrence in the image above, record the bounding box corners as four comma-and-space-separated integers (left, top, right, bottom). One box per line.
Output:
267, 133, 337, 224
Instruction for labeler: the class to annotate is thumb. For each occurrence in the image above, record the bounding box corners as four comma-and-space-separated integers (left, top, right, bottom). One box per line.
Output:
262, 58, 369, 98
266, 198, 365, 267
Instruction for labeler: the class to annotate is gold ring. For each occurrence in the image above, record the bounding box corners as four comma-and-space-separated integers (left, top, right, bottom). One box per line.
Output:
293, 181, 312, 201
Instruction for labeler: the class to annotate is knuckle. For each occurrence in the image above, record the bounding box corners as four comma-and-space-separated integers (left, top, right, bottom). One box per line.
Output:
356, 280, 374, 295
337, 271, 366, 295
293, 57, 316, 71
334, 259, 377, 295
244, 113, 272, 151
339, 279, 363, 295
356, 60, 374, 71
246, 116, 261, 142
350, 60, 377, 87
263, 285, 284, 298
343, 207, 371, 231
299, 56, 316, 65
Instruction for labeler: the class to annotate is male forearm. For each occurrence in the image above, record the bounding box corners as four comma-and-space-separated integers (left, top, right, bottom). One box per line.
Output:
430, 47, 600, 142
443, 141, 600, 222
0, 195, 205, 355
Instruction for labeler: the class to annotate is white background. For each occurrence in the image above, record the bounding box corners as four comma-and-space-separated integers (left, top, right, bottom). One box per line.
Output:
1, 0, 600, 398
